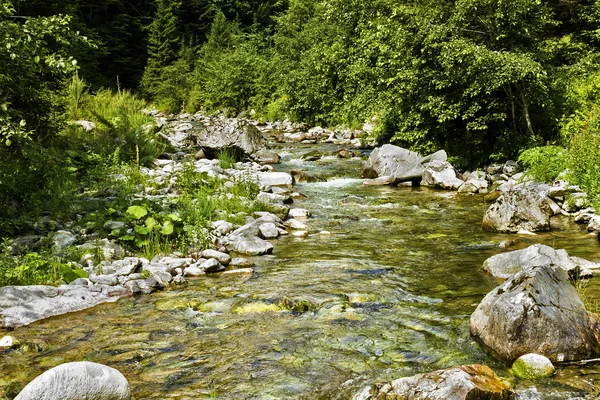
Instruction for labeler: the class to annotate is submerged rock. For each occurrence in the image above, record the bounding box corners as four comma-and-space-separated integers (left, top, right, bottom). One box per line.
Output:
470, 265, 600, 362
510, 354, 555, 379
290, 169, 326, 183
15, 361, 130, 400
356, 364, 513, 400
253, 149, 281, 164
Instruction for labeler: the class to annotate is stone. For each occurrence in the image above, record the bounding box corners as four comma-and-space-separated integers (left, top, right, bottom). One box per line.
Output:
290, 169, 326, 183
103, 221, 125, 231
9, 235, 44, 254
0, 285, 130, 328
421, 160, 464, 190
458, 178, 488, 194
212, 220, 234, 236
230, 257, 253, 267
363, 176, 394, 186
289, 208, 310, 218
510, 354, 555, 379
360, 364, 513, 400
257, 171, 294, 189
337, 148, 355, 158
363, 144, 447, 183
482, 183, 554, 233
481, 244, 583, 279
587, 215, 600, 233
253, 149, 281, 164
183, 265, 205, 277
201, 249, 231, 265
503, 160, 521, 176
112, 258, 142, 276
124, 277, 161, 294
259, 222, 279, 239
73, 120, 97, 132
285, 219, 308, 230
14, 361, 130, 400
222, 268, 254, 275
229, 235, 274, 256
199, 258, 225, 273
470, 265, 600, 362
51, 231, 77, 252
192, 118, 264, 159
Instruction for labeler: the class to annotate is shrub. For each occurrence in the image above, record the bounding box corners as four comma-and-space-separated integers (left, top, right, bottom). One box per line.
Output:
517, 146, 569, 183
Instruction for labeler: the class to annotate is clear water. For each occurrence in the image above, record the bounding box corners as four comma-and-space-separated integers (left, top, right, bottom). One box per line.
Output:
1, 143, 600, 399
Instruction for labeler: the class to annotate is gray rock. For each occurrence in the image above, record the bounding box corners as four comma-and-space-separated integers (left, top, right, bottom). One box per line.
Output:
363, 144, 447, 184
482, 183, 554, 233
458, 178, 488, 194
103, 221, 125, 231
9, 235, 44, 254
124, 277, 161, 294
259, 223, 279, 239
288, 208, 310, 218
14, 361, 130, 400
193, 118, 263, 158
183, 265, 205, 277
51, 231, 77, 252
229, 235, 274, 256
212, 220, 234, 236
359, 364, 513, 400
253, 149, 280, 164
363, 176, 394, 186
290, 169, 326, 183
503, 160, 521, 176
421, 160, 464, 190
285, 219, 307, 230
470, 265, 600, 362
112, 258, 142, 276
257, 172, 294, 189
481, 244, 583, 279
230, 257, 253, 267
199, 258, 225, 273
0, 285, 130, 328
89, 274, 119, 286
201, 249, 231, 265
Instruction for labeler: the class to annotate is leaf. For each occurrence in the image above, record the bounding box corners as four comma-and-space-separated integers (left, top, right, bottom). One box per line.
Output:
5, 139, 11, 146
125, 205, 148, 220
119, 234, 135, 241
135, 237, 149, 247
160, 220, 174, 235
165, 213, 182, 222
134, 225, 149, 235
145, 217, 157, 231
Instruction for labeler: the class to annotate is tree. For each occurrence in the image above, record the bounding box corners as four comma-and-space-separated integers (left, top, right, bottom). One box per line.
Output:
140, 0, 180, 97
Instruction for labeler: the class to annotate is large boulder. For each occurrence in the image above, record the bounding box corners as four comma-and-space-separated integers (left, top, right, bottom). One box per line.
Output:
482, 183, 554, 233
0, 285, 130, 328
362, 144, 447, 184
482, 244, 590, 279
421, 160, 464, 190
470, 265, 600, 362
192, 118, 264, 159
15, 361, 130, 400
355, 364, 513, 400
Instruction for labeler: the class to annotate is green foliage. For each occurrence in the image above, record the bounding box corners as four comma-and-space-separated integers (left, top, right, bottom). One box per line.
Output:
517, 146, 568, 183
217, 149, 237, 169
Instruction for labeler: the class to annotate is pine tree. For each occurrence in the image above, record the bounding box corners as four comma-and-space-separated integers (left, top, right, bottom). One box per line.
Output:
141, 0, 180, 96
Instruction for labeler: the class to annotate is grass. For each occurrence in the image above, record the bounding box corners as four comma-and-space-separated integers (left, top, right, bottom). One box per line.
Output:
217, 149, 237, 169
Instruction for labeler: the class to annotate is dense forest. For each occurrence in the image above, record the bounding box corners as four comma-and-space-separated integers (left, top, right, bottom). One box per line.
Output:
1, 0, 600, 232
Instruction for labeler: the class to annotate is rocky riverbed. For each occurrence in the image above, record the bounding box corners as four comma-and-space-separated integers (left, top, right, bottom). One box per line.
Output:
2, 114, 600, 399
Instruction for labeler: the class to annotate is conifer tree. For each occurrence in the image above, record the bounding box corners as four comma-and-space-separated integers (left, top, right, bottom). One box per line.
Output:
141, 0, 180, 96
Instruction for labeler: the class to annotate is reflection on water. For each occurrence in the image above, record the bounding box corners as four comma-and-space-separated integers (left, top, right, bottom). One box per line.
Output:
1, 143, 600, 399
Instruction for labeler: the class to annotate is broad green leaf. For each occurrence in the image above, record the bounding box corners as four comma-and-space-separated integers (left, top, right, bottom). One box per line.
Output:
135, 237, 149, 247
119, 234, 135, 241
166, 213, 182, 222
134, 225, 149, 235
145, 217, 157, 231
125, 205, 148, 220
160, 220, 174, 235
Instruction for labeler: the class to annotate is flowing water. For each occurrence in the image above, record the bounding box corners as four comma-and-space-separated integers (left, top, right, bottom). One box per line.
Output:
2, 142, 600, 399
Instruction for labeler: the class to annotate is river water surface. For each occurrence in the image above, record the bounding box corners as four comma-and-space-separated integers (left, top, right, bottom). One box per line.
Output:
1, 142, 600, 399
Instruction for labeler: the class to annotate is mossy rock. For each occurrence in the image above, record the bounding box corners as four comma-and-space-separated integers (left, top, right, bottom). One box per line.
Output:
511, 353, 555, 379
155, 298, 202, 311
233, 302, 281, 314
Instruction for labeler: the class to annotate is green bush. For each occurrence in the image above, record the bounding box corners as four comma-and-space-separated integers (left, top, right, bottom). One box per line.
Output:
517, 146, 569, 183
